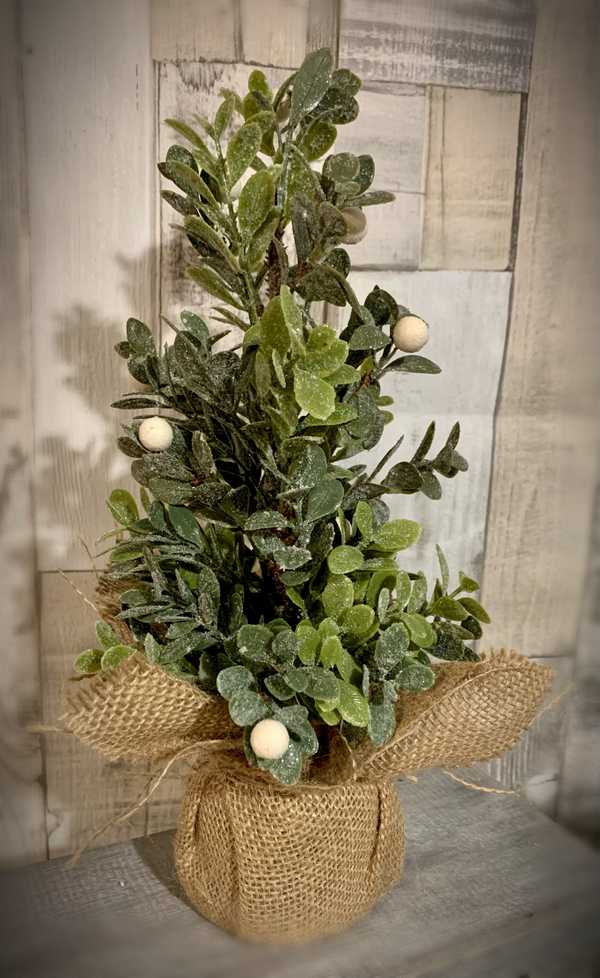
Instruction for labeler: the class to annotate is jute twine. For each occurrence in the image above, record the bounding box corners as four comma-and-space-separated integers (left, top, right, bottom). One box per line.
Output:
52, 638, 553, 942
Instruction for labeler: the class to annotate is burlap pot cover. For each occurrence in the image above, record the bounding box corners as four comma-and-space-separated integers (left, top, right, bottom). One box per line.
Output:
175, 763, 405, 944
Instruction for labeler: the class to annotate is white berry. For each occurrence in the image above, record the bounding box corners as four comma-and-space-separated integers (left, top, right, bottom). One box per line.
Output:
392, 315, 429, 353
340, 207, 367, 244
250, 718, 289, 760
138, 416, 173, 452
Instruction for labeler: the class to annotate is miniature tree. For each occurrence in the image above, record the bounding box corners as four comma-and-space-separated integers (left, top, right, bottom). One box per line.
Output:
75, 49, 491, 785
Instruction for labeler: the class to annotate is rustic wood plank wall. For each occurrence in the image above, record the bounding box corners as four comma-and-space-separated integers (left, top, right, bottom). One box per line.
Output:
1, 0, 598, 864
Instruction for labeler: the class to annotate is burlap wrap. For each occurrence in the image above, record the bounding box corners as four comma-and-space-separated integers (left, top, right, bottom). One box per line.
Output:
61, 648, 553, 943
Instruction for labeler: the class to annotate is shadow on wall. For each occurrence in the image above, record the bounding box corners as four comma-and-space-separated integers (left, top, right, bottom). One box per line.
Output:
35, 248, 160, 570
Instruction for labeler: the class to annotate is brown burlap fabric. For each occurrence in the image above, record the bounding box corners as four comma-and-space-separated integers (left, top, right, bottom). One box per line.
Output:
175, 758, 405, 942
62, 654, 234, 761
60, 647, 553, 942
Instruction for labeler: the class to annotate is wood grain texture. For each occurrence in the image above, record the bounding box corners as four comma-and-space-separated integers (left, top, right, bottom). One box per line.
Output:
482, 0, 600, 661
328, 271, 511, 585
421, 87, 521, 270
3, 772, 600, 978
21, 0, 157, 572
40, 572, 149, 858
152, 0, 339, 67
557, 474, 600, 842
339, 0, 535, 92
151, 0, 238, 62
0, 0, 46, 868
336, 82, 427, 268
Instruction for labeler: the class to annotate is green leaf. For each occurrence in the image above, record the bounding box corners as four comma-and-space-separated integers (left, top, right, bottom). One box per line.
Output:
214, 94, 235, 137
74, 649, 103, 674
337, 680, 370, 727
302, 325, 349, 377
394, 659, 435, 692
293, 368, 335, 420
430, 596, 468, 621
227, 122, 262, 187
187, 265, 244, 308
164, 119, 219, 178
300, 119, 337, 161
406, 575, 427, 614
322, 575, 354, 619
304, 403, 357, 427
348, 322, 389, 351
270, 543, 312, 570
304, 478, 344, 522
302, 666, 339, 700
236, 624, 273, 665
107, 489, 138, 526
386, 356, 441, 375
271, 629, 298, 664
245, 510, 289, 531
327, 363, 360, 386
383, 462, 423, 494
288, 443, 328, 489
217, 665, 255, 699
421, 471, 442, 500
191, 432, 216, 476
168, 505, 203, 546
247, 207, 281, 269
371, 519, 422, 552
374, 623, 410, 673
354, 500, 375, 541
348, 190, 394, 207
100, 645, 135, 670
341, 603, 376, 638
296, 622, 320, 664
368, 696, 396, 746
457, 597, 491, 623
229, 689, 270, 726
126, 318, 154, 355
290, 48, 333, 123
95, 620, 121, 651
436, 545, 450, 592
319, 634, 343, 669
238, 170, 275, 240
399, 613, 436, 649
328, 545, 365, 574
264, 674, 295, 701
260, 740, 303, 785
458, 572, 480, 593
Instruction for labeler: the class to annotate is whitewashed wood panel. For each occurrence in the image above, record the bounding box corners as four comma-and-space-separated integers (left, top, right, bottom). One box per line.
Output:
152, 0, 338, 67
339, 0, 535, 92
151, 0, 238, 62
335, 82, 427, 268
21, 0, 157, 572
482, 0, 600, 662
421, 87, 521, 270
328, 271, 511, 585
0, 0, 46, 868
557, 475, 600, 841
40, 572, 148, 858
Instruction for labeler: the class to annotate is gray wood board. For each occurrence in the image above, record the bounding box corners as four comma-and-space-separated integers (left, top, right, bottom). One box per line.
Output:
151, 0, 339, 66
557, 472, 600, 842
0, 0, 46, 866
339, 0, 535, 91
1, 770, 599, 978
21, 0, 157, 571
